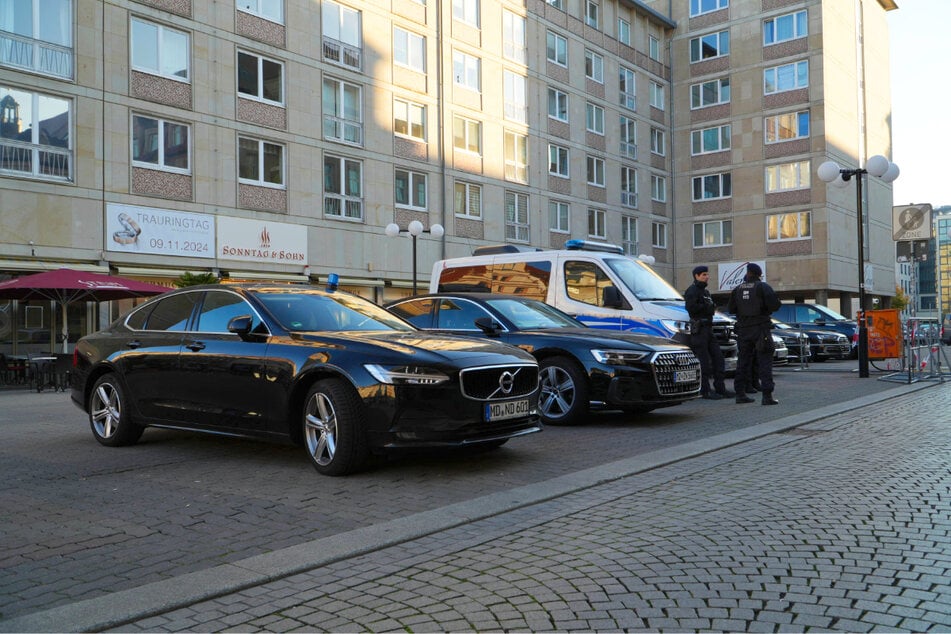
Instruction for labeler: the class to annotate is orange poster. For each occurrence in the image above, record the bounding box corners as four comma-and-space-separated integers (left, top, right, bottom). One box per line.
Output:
865, 309, 902, 360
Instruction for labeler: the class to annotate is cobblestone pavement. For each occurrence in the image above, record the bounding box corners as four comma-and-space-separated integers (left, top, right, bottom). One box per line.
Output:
115, 384, 951, 633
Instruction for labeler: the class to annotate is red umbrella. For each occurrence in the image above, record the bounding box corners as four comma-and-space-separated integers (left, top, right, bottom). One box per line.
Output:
0, 268, 169, 352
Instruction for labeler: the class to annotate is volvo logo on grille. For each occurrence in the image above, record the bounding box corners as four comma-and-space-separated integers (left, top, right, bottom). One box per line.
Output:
498, 371, 515, 394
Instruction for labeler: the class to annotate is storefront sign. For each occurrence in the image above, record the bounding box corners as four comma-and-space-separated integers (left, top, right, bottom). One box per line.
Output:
217, 217, 307, 264
105, 203, 215, 258
717, 260, 767, 292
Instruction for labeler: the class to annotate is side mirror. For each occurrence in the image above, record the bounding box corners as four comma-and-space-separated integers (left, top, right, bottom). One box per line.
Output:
601, 285, 626, 309
227, 315, 254, 336
474, 316, 503, 337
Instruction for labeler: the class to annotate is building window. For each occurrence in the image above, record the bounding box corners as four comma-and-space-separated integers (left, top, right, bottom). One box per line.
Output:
238, 51, 283, 105
395, 168, 426, 210
549, 201, 569, 233
693, 220, 732, 247
585, 49, 604, 83
322, 1, 362, 71
548, 87, 568, 122
131, 17, 189, 81
324, 155, 362, 219
505, 191, 529, 242
620, 166, 637, 208
237, 0, 283, 24
394, 98, 425, 141
546, 31, 567, 66
504, 70, 527, 123
504, 130, 528, 183
765, 110, 810, 143
651, 174, 666, 202
619, 66, 636, 110
764, 60, 808, 95
238, 136, 284, 187
394, 27, 425, 72
765, 160, 811, 192
454, 181, 482, 218
322, 77, 362, 145
0, 86, 71, 180
619, 115, 637, 159
764, 10, 807, 46
587, 155, 605, 187
650, 127, 666, 156
649, 36, 661, 62
690, 30, 729, 62
0, 0, 73, 78
767, 211, 811, 241
691, 0, 728, 17
652, 222, 667, 248
585, 0, 600, 29
588, 208, 606, 239
452, 0, 479, 27
691, 124, 731, 155
452, 115, 481, 154
621, 216, 637, 255
549, 144, 569, 177
452, 51, 481, 92
691, 78, 730, 109
502, 10, 526, 64
132, 114, 189, 172
649, 82, 665, 110
547, 0, 564, 9
618, 18, 631, 46
586, 102, 604, 134
692, 173, 731, 201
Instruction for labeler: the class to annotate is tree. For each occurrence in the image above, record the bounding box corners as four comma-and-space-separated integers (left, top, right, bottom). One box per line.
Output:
175, 271, 219, 287
891, 285, 910, 312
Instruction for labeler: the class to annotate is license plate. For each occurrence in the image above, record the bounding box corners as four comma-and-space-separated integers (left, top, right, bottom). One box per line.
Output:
485, 399, 531, 422
673, 369, 697, 383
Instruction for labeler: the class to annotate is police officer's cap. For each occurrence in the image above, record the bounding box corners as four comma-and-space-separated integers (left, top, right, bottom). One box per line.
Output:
692, 265, 708, 276
746, 262, 763, 277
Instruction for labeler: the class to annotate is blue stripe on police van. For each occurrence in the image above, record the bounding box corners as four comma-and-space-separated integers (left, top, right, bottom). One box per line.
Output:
575, 316, 672, 338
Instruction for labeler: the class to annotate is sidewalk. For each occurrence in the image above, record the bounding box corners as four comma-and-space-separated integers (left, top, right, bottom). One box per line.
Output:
2, 374, 946, 632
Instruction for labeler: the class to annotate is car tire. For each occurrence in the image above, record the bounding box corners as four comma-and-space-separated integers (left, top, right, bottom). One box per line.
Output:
303, 379, 369, 476
89, 373, 144, 447
538, 356, 589, 426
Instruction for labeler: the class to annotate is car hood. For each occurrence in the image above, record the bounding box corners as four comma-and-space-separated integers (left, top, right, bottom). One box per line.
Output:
518, 327, 685, 351
290, 330, 536, 364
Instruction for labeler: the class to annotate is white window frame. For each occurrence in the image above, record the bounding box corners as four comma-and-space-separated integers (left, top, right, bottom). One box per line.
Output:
651, 221, 667, 249
394, 98, 426, 141
619, 115, 637, 159
505, 190, 530, 243
131, 114, 191, 174
691, 124, 731, 155
322, 77, 362, 145
585, 0, 600, 29
649, 81, 665, 110
619, 66, 636, 110
585, 49, 604, 84
650, 127, 666, 156
649, 36, 661, 61
452, 0, 480, 28
238, 136, 284, 188
548, 87, 568, 122
549, 144, 569, 178
618, 18, 631, 46
237, 50, 284, 105
586, 155, 605, 187
765, 110, 810, 144
0, 0, 73, 78
454, 181, 482, 219
0, 87, 72, 181
692, 172, 732, 201
503, 70, 527, 123
130, 17, 190, 82
549, 201, 570, 233
651, 174, 667, 202
452, 50, 481, 92
547, 0, 564, 9
502, 10, 527, 64
767, 211, 811, 242
323, 154, 363, 220
690, 77, 730, 109
764, 10, 807, 46
237, 0, 283, 24
764, 60, 808, 95
621, 216, 637, 255
504, 130, 528, 183
586, 102, 605, 135
546, 31, 567, 66
693, 220, 733, 248
452, 115, 481, 155
620, 166, 638, 208
321, 1, 362, 71
394, 27, 425, 72
690, 30, 729, 63
690, 0, 728, 17
765, 160, 811, 193
587, 208, 606, 239
395, 168, 427, 211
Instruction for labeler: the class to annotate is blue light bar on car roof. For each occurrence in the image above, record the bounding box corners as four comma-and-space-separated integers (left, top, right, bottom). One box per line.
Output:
564, 239, 625, 254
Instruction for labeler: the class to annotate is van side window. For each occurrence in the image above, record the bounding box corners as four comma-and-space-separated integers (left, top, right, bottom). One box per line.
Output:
564, 260, 614, 307
490, 261, 551, 301
437, 264, 492, 292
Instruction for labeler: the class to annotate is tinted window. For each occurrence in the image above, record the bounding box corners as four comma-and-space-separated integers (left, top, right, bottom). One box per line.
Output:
389, 298, 435, 328
564, 260, 615, 307
196, 291, 262, 333
437, 264, 492, 292
146, 292, 200, 331
489, 261, 551, 300
436, 298, 489, 330
125, 303, 154, 330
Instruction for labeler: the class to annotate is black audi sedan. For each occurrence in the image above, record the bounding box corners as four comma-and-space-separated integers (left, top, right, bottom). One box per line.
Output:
385, 293, 701, 425
70, 284, 541, 476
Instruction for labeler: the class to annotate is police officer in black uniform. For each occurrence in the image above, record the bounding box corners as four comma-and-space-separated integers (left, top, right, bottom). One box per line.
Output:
728, 262, 781, 405
684, 265, 733, 400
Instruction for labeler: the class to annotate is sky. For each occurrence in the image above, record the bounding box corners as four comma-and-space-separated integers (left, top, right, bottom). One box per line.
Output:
887, 1, 949, 208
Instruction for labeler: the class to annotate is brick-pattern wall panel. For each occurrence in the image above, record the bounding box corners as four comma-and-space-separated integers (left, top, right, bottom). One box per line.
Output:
652, 247, 668, 264
691, 150, 732, 171
763, 38, 807, 62
619, 46, 637, 65
131, 72, 191, 110
549, 232, 570, 249
394, 137, 428, 162
131, 168, 193, 201
691, 198, 733, 215
543, 2, 568, 27
236, 11, 286, 48
650, 106, 666, 124
690, 103, 731, 124
694, 245, 732, 261
587, 185, 606, 203
688, 8, 729, 30
765, 188, 811, 208
547, 119, 570, 140
237, 98, 287, 130
585, 79, 605, 100
651, 153, 667, 170
690, 56, 730, 78
136, 0, 190, 17
239, 184, 287, 213
394, 208, 429, 229
652, 200, 668, 217
763, 0, 804, 9
767, 239, 812, 257
764, 137, 810, 160
585, 132, 605, 151
763, 87, 808, 110
548, 176, 571, 195
546, 62, 569, 84
455, 217, 484, 240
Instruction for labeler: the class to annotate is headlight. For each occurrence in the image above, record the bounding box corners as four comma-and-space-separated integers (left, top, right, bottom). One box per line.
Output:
591, 349, 651, 365
660, 319, 689, 335
364, 364, 450, 385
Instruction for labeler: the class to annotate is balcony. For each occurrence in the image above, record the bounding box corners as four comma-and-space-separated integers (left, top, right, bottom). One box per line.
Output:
323, 115, 363, 146
322, 37, 362, 71
0, 30, 72, 79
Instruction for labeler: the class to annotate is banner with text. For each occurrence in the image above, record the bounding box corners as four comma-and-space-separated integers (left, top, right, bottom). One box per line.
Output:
717, 260, 768, 292
217, 216, 307, 265
105, 203, 215, 258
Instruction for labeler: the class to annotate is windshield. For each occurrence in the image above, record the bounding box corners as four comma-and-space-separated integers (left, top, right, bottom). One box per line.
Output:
253, 289, 415, 332
604, 257, 682, 301
485, 298, 582, 329
815, 305, 849, 321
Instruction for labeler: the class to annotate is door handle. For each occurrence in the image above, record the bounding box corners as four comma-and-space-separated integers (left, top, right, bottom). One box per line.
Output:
185, 341, 206, 351
127, 340, 142, 349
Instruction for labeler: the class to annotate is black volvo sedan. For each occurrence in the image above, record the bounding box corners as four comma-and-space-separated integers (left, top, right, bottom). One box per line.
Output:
385, 293, 701, 425
70, 284, 540, 476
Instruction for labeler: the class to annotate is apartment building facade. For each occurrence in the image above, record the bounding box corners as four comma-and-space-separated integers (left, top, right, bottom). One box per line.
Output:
0, 0, 898, 353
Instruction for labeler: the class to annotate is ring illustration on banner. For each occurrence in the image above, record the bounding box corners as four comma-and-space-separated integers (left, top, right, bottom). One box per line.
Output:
113, 212, 142, 246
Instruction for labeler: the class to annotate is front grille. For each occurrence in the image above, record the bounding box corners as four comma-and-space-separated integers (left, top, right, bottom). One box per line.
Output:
653, 351, 702, 396
712, 324, 733, 344
459, 363, 538, 400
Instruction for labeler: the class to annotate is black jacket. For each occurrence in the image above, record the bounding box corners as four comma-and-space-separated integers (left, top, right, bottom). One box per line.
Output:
684, 279, 716, 322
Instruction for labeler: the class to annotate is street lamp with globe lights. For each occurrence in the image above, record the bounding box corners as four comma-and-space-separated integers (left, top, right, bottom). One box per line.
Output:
385, 220, 445, 295
817, 154, 900, 377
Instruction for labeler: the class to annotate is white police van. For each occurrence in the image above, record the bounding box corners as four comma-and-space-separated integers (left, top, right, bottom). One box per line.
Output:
430, 240, 738, 371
